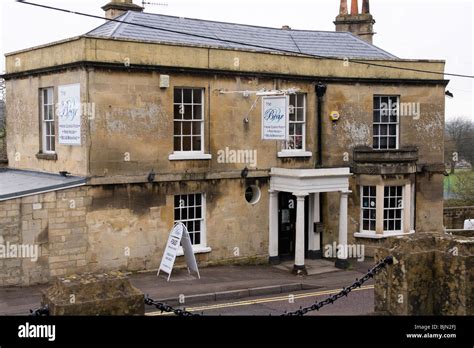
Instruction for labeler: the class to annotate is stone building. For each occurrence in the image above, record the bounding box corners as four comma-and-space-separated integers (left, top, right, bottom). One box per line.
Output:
0, 0, 447, 285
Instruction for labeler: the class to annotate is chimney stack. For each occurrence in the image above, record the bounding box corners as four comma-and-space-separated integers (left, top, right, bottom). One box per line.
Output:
334, 0, 376, 44
102, 0, 143, 19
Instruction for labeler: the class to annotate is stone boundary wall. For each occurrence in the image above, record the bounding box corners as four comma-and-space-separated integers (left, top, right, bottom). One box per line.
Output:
444, 206, 474, 229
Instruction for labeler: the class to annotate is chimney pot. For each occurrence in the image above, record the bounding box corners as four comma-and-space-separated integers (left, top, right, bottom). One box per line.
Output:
351, 0, 359, 15
339, 0, 348, 15
281, 25, 291, 30
362, 0, 370, 14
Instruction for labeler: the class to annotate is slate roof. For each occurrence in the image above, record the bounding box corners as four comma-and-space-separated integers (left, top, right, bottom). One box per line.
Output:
0, 169, 86, 201
86, 11, 397, 60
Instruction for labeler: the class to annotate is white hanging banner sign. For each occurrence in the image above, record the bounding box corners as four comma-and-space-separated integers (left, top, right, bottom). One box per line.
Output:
261, 95, 289, 140
157, 223, 201, 282
57, 83, 82, 146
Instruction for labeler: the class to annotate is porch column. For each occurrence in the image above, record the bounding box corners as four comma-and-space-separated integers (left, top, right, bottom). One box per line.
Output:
293, 193, 308, 275
268, 190, 280, 264
335, 191, 351, 269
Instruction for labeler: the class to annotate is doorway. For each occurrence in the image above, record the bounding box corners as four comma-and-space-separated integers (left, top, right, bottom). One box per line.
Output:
278, 192, 308, 261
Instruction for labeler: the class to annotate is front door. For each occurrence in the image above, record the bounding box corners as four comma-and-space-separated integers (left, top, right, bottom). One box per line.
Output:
278, 192, 308, 261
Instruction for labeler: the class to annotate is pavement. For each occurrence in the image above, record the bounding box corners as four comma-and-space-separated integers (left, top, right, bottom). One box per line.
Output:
0, 258, 377, 316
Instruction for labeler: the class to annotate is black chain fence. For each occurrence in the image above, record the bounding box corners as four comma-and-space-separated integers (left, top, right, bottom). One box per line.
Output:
30, 256, 393, 317
281, 255, 393, 316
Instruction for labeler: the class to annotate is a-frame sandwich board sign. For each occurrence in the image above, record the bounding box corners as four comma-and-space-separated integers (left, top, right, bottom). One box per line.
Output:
157, 222, 201, 282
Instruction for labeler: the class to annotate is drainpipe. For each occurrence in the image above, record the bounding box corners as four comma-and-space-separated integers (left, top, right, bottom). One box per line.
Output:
315, 82, 327, 248
315, 82, 327, 167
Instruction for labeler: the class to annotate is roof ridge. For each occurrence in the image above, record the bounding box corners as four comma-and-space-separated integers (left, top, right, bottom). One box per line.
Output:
344, 32, 398, 59
122, 11, 358, 35
110, 11, 132, 37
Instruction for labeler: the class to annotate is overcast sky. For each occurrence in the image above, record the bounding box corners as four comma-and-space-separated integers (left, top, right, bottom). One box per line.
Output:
1, 0, 473, 120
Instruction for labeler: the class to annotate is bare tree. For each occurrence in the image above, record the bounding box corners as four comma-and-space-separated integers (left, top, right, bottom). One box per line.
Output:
445, 117, 474, 173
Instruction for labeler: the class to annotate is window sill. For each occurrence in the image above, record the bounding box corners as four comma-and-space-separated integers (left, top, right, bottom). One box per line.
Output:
354, 230, 415, 239
176, 246, 212, 257
169, 153, 212, 161
36, 152, 58, 161
277, 151, 312, 158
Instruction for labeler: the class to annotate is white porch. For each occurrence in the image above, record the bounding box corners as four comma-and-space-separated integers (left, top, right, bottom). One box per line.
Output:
269, 167, 352, 274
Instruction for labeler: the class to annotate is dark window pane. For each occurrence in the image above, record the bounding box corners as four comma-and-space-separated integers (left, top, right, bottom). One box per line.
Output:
370, 187, 376, 196
374, 97, 380, 109
192, 122, 201, 136
182, 122, 191, 136
194, 232, 201, 245
395, 210, 401, 219
373, 110, 380, 123
193, 105, 202, 120
196, 194, 202, 206
182, 136, 191, 151
363, 210, 369, 219
362, 197, 369, 207
174, 105, 183, 120
395, 220, 401, 230
390, 187, 396, 196
373, 124, 380, 136
373, 137, 379, 149
174, 121, 181, 135
195, 206, 202, 219
183, 105, 192, 120
380, 125, 388, 136
363, 186, 369, 196
289, 95, 296, 107
295, 136, 303, 149
296, 108, 304, 122
370, 210, 376, 219
193, 89, 202, 104
189, 195, 195, 206
380, 137, 388, 149
384, 198, 389, 208
370, 220, 376, 231
389, 137, 397, 149
192, 136, 202, 151
174, 89, 182, 104
389, 125, 397, 136
181, 207, 188, 220
384, 220, 388, 230
390, 198, 396, 208
295, 124, 303, 136
183, 89, 192, 103
363, 220, 369, 230
389, 220, 395, 231
174, 137, 181, 151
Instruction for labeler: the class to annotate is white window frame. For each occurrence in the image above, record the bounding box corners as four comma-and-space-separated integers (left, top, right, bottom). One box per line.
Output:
41, 87, 55, 154
173, 193, 211, 255
373, 95, 399, 150
170, 88, 212, 161
383, 186, 404, 234
360, 186, 377, 233
278, 93, 312, 158
356, 184, 414, 239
